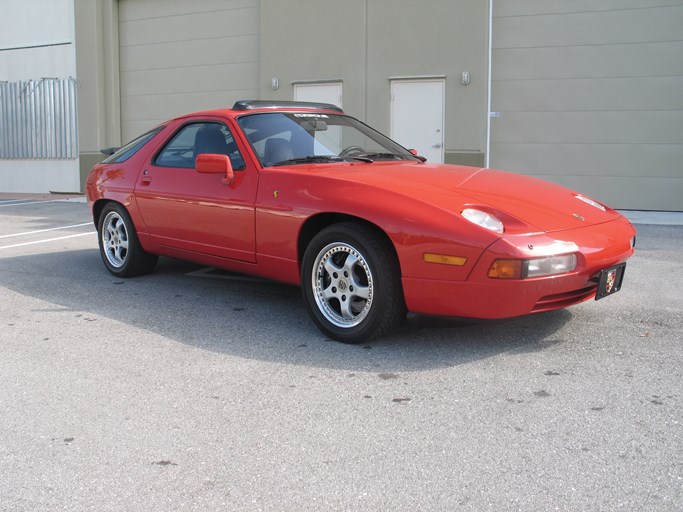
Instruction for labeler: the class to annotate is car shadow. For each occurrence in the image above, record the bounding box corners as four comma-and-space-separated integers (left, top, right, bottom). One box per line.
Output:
1, 249, 572, 373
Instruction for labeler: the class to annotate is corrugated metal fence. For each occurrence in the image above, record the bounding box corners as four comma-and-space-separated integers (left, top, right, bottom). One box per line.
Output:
0, 78, 79, 159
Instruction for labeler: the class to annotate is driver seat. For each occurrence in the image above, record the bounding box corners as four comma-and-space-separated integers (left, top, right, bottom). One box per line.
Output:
193, 124, 229, 163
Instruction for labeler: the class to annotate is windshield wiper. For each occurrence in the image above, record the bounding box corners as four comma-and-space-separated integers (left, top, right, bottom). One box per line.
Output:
272, 155, 344, 166
272, 155, 373, 166
345, 155, 373, 163
356, 152, 408, 161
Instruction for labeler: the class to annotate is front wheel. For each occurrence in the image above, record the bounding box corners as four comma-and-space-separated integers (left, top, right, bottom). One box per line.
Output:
301, 223, 405, 343
97, 202, 158, 277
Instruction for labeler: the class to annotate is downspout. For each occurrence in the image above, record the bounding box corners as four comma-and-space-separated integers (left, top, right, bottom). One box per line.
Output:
486, 0, 493, 168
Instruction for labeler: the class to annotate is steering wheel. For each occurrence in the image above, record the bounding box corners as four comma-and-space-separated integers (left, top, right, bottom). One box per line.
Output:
339, 145, 365, 157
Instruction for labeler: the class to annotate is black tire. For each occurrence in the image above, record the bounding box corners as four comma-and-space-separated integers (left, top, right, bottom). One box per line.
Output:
97, 202, 158, 277
301, 222, 405, 343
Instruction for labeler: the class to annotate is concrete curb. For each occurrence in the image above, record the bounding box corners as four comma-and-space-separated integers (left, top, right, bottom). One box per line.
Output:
619, 210, 683, 226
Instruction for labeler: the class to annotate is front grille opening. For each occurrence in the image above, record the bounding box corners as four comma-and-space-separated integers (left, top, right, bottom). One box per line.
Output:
532, 285, 597, 312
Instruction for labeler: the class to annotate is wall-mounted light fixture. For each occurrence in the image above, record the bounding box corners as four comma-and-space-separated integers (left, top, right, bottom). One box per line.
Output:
461, 71, 470, 86
271, 77, 279, 90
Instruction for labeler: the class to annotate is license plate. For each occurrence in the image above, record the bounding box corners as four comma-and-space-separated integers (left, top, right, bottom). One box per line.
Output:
595, 263, 626, 300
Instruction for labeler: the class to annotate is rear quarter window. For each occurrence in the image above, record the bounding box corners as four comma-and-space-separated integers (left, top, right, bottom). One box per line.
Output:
103, 126, 165, 163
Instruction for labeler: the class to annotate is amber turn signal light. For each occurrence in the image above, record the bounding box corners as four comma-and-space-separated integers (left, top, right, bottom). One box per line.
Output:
488, 259, 523, 279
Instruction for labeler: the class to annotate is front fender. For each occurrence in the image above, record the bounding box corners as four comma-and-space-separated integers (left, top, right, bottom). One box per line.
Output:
255, 170, 499, 283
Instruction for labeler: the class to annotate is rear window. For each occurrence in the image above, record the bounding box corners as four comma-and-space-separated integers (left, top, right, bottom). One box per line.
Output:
103, 126, 165, 163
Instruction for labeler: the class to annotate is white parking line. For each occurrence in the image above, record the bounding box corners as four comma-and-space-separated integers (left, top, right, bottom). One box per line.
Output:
0, 223, 93, 239
0, 232, 96, 250
0, 199, 71, 208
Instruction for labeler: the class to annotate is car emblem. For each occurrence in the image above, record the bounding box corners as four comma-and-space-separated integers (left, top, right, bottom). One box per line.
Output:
572, 213, 585, 221
605, 270, 616, 294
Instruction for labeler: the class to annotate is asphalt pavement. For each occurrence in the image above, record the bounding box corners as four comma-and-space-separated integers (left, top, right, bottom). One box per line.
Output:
0, 196, 681, 511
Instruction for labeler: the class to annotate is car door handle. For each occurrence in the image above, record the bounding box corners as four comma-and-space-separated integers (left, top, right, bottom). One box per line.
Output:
139, 169, 151, 185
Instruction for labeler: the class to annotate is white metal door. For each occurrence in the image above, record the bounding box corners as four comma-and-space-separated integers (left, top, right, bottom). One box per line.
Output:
390, 79, 445, 163
294, 82, 343, 109
294, 82, 343, 153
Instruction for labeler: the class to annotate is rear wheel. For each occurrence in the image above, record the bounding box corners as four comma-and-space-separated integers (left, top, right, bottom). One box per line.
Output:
301, 222, 405, 343
97, 202, 158, 277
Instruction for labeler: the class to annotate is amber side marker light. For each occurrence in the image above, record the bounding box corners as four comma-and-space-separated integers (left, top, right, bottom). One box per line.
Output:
423, 253, 468, 266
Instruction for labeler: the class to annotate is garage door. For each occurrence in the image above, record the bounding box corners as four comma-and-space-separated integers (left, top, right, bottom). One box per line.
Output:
490, 1, 683, 211
118, 0, 260, 141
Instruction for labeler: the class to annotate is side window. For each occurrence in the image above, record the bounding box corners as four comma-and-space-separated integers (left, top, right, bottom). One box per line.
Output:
154, 122, 245, 170
154, 124, 200, 168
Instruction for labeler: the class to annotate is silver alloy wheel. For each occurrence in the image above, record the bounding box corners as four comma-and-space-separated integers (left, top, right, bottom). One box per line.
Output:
101, 211, 129, 268
312, 242, 374, 328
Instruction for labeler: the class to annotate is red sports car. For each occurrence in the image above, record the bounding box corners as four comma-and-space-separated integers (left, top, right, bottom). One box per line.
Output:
86, 100, 636, 343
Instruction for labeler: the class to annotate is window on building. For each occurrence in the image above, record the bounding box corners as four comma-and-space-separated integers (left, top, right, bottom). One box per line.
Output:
0, 78, 78, 159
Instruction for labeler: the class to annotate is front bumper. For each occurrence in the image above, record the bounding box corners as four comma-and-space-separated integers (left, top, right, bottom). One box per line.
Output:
402, 218, 636, 319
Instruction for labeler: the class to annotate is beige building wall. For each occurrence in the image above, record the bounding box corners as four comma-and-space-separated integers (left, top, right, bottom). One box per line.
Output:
70, 0, 681, 209
366, 0, 489, 167
259, 0, 490, 167
74, 0, 121, 186
117, 0, 260, 142
259, 1, 367, 117
490, 0, 683, 211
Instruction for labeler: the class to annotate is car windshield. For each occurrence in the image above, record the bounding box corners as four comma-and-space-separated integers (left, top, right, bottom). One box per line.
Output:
237, 112, 418, 167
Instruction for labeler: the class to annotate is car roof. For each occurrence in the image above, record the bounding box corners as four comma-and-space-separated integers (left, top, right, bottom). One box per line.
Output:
232, 100, 343, 112
170, 100, 344, 122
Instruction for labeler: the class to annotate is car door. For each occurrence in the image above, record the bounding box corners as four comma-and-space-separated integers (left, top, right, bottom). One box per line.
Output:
134, 118, 257, 262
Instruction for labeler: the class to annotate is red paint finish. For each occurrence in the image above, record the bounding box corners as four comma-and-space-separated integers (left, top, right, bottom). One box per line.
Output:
403, 217, 634, 318
87, 105, 636, 322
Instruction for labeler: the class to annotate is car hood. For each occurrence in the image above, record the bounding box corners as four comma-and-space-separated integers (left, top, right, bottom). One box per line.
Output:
456, 168, 623, 232
296, 161, 624, 233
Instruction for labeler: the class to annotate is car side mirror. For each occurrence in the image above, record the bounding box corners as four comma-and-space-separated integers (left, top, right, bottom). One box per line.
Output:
196, 153, 234, 185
